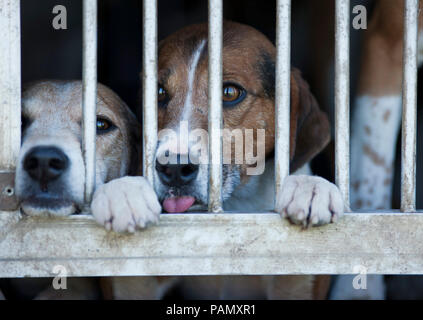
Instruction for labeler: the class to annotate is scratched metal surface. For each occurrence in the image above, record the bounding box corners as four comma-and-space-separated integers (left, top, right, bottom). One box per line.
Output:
82, 0, 98, 205
0, 0, 21, 211
142, 0, 158, 186
335, 0, 351, 208
208, 0, 223, 213
2, 211, 423, 277
275, 0, 291, 208
401, 0, 419, 212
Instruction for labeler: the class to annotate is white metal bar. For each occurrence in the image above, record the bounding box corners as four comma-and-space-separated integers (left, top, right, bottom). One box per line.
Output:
275, 0, 291, 208
0, 0, 21, 170
82, 0, 98, 204
335, 0, 350, 208
2, 211, 423, 276
401, 0, 419, 212
208, 0, 223, 213
142, 0, 158, 186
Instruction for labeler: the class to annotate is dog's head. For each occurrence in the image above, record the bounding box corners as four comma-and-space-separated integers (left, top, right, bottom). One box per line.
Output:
154, 21, 330, 212
15, 80, 140, 216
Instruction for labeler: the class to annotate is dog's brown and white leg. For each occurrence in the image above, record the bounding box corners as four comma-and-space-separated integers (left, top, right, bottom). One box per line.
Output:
351, 0, 423, 211
332, 0, 423, 300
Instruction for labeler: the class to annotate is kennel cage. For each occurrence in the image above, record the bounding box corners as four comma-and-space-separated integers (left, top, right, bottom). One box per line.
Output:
0, 0, 423, 278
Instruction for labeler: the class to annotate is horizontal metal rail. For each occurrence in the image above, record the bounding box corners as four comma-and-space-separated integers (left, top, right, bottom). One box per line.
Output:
2, 211, 423, 277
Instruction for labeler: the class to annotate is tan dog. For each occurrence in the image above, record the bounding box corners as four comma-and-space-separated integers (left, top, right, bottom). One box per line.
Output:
15, 80, 140, 217
8, 80, 140, 300
92, 22, 344, 299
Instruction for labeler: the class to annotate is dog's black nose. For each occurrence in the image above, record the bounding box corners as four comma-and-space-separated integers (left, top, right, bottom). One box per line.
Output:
156, 158, 199, 187
23, 146, 69, 188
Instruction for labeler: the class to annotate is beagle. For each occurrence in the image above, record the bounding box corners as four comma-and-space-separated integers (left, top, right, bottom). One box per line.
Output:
8, 80, 139, 300
332, 0, 423, 300
15, 80, 140, 217
92, 21, 345, 299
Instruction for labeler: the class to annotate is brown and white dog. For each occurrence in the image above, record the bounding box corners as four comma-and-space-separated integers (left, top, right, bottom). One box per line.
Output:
8, 80, 140, 299
15, 80, 140, 217
92, 21, 345, 299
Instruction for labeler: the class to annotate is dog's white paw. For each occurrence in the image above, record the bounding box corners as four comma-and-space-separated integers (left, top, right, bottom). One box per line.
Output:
91, 176, 161, 233
275, 175, 344, 227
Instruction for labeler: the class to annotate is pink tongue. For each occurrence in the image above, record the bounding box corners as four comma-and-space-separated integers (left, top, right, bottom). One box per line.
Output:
163, 196, 196, 213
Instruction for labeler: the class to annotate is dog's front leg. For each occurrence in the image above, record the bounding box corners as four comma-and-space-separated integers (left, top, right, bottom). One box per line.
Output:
91, 176, 161, 233
91, 177, 179, 299
275, 166, 345, 228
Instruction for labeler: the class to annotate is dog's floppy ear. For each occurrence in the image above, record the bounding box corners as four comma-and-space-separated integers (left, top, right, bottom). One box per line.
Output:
289, 68, 330, 172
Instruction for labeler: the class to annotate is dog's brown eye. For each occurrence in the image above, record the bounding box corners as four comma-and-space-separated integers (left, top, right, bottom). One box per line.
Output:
97, 119, 109, 130
96, 117, 114, 134
223, 86, 240, 101
158, 86, 167, 102
158, 86, 169, 108
222, 83, 246, 107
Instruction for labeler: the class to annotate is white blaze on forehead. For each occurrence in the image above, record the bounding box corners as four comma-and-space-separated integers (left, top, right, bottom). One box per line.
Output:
156, 40, 207, 162
181, 39, 207, 123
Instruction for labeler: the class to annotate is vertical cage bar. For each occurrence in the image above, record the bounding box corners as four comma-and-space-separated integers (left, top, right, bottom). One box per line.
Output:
0, 0, 21, 211
401, 0, 418, 212
335, 0, 350, 207
208, 0, 223, 212
275, 0, 291, 207
82, 0, 97, 204
142, 0, 158, 186
0, 0, 21, 170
